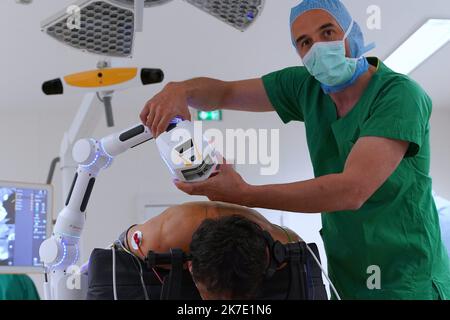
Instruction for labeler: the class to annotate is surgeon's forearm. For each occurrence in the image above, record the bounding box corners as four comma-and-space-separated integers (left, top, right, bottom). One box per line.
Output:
180, 77, 230, 111
180, 77, 274, 112
243, 174, 364, 213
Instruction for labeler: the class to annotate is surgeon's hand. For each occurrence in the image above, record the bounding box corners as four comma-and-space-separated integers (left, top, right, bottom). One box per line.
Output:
140, 82, 192, 138
174, 161, 250, 205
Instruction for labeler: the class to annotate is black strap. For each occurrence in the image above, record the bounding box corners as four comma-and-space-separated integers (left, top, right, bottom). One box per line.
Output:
146, 249, 191, 300
160, 249, 184, 300
285, 242, 308, 300
260, 230, 277, 279
260, 230, 309, 299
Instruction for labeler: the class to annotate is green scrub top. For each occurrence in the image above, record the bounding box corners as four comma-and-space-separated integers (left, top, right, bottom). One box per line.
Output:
262, 57, 450, 300
0, 274, 40, 300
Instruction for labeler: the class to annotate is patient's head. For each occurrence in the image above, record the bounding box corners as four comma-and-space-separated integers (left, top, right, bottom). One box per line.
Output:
188, 215, 267, 300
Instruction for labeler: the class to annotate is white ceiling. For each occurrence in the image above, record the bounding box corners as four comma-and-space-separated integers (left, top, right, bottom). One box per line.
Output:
1, 0, 449, 112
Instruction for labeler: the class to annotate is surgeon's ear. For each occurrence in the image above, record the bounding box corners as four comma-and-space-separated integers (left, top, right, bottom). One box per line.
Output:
187, 261, 193, 274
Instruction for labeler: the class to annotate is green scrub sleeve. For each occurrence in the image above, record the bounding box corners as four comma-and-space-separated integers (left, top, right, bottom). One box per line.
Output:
359, 80, 432, 158
261, 67, 309, 123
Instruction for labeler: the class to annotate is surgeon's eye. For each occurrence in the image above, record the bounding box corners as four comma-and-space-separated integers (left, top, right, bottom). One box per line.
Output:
300, 39, 312, 48
322, 29, 335, 39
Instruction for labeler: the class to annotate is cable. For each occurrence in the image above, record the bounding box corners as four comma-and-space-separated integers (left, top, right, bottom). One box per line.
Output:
130, 230, 164, 286
115, 241, 149, 299
136, 259, 150, 300
114, 240, 150, 300
305, 244, 341, 300
110, 234, 163, 299
112, 246, 118, 300
151, 267, 164, 285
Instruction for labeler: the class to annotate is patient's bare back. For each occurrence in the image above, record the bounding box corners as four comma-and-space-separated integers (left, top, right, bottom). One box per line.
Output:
127, 201, 300, 258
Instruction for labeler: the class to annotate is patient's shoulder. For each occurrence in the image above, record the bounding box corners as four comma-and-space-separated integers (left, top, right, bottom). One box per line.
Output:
163, 202, 210, 221
166, 201, 250, 219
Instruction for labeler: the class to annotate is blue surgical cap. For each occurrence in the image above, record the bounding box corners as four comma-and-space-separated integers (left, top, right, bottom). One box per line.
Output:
290, 0, 374, 58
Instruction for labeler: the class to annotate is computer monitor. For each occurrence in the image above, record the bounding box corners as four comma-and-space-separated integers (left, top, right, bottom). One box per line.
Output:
0, 180, 53, 274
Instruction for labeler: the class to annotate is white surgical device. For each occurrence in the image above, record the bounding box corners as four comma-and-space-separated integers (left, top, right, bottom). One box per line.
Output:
156, 119, 219, 182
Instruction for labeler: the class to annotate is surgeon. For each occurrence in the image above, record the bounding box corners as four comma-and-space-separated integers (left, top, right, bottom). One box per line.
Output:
140, 0, 450, 299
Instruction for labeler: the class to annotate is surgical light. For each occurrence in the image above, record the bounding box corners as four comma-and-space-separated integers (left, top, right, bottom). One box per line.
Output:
183, 0, 264, 32
384, 19, 450, 75
41, 0, 265, 58
110, 0, 172, 6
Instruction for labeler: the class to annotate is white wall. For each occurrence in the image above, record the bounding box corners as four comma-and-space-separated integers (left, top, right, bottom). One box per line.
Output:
430, 109, 450, 199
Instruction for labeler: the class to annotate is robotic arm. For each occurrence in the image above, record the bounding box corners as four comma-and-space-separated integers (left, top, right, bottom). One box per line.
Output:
39, 119, 218, 300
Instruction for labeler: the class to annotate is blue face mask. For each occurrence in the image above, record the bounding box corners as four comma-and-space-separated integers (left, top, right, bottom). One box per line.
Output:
302, 20, 360, 87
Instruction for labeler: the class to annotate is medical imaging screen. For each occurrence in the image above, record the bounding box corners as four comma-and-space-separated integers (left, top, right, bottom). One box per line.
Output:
0, 185, 49, 268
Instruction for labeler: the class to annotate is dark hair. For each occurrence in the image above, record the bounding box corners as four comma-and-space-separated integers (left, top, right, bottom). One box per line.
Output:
189, 215, 267, 299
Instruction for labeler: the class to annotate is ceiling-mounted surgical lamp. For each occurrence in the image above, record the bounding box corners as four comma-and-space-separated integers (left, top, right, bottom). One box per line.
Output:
40, 0, 265, 58
41, 65, 164, 127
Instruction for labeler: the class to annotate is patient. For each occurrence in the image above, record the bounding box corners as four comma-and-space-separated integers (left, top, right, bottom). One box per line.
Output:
121, 201, 301, 300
